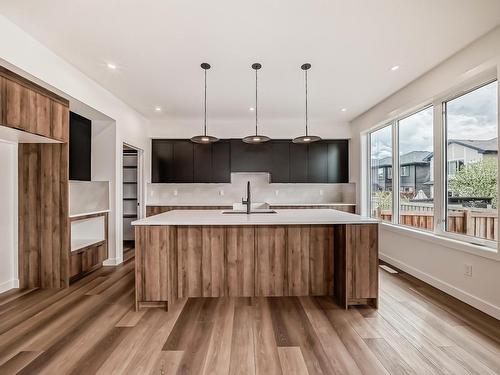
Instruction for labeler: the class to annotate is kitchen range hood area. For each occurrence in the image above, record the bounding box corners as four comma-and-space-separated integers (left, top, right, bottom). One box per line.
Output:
1, 2, 500, 374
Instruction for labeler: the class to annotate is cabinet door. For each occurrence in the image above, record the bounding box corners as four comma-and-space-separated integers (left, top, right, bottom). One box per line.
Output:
290, 143, 308, 182
172, 140, 194, 182
270, 141, 290, 182
2, 78, 37, 132
152, 140, 174, 183
193, 143, 212, 182
35, 93, 51, 138
230, 139, 271, 172
212, 141, 231, 182
327, 140, 349, 183
308, 142, 328, 182
51, 100, 69, 142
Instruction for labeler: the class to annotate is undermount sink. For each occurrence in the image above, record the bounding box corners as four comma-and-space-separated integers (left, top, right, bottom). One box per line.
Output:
223, 201, 276, 214
222, 208, 277, 214
232, 202, 269, 210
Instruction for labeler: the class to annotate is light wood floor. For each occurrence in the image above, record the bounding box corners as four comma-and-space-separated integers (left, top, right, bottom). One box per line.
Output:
0, 259, 499, 375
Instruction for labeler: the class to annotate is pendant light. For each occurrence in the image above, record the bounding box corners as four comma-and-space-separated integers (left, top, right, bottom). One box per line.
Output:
191, 63, 218, 144
243, 63, 270, 144
293, 63, 321, 144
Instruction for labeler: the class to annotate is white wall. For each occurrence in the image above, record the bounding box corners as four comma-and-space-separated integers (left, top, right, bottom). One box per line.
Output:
351, 26, 500, 319
0, 15, 151, 267
0, 141, 18, 292
150, 117, 352, 140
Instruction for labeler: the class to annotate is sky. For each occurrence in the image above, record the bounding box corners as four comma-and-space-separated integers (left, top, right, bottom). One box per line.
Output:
371, 80, 498, 160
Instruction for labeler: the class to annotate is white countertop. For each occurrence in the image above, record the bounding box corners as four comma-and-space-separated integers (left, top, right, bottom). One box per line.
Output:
69, 209, 110, 219
132, 209, 377, 226
146, 203, 355, 207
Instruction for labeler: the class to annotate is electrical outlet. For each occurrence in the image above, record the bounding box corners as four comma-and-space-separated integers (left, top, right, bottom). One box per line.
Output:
173, 189, 178, 196
319, 189, 324, 196
464, 264, 472, 277
275, 190, 279, 196
219, 189, 224, 196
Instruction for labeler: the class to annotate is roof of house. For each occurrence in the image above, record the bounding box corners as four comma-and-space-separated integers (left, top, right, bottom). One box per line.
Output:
374, 151, 432, 168
448, 138, 497, 153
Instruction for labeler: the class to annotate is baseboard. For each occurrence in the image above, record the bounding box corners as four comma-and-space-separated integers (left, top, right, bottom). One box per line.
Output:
380, 253, 500, 320
0, 279, 19, 294
103, 257, 123, 266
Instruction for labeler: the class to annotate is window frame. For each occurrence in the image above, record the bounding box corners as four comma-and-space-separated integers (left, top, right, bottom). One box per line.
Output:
440, 79, 498, 248
365, 74, 499, 258
368, 122, 395, 222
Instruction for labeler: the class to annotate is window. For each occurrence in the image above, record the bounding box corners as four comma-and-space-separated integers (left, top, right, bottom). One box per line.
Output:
445, 81, 498, 242
367, 78, 498, 252
369, 125, 392, 222
398, 107, 434, 230
447, 160, 464, 175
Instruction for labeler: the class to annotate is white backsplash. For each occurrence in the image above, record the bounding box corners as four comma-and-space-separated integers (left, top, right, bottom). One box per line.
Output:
69, 180, 110, 215
147, 173, 355, 206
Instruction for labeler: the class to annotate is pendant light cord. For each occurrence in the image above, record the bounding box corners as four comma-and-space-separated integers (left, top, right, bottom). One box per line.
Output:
255, 68, 258, 136
305, 69, 308, 136
204, 68, 207, 136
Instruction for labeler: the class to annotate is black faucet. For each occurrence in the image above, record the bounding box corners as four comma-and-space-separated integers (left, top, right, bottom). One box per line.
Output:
241, 181, 251, 214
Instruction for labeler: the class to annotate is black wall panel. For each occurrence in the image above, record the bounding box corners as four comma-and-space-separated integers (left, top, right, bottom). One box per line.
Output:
69, 112, 91, 181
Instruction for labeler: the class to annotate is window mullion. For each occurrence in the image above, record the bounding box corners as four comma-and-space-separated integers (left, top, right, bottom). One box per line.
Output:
392, 121, 400, 224
433, 101, 445, 235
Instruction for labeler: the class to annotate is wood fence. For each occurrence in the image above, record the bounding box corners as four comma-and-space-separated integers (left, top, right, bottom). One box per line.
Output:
378, 208, 498, 241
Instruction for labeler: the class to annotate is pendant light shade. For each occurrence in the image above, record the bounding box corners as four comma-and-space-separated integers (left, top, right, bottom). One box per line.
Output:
191, 63, 219, 144
293, 63, 321, 144
243, 63, 270, 144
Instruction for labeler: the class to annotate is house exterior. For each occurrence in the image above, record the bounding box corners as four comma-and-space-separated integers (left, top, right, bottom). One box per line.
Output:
371, 151, 433, 197
446, 138, 497, 173
425, 138, 497, 198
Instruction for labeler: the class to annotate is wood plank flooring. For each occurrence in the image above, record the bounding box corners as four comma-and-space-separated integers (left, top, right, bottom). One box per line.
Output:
0, 259, 499, 374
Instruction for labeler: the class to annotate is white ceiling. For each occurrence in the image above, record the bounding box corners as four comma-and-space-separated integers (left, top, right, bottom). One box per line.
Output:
1, 0, 500, 133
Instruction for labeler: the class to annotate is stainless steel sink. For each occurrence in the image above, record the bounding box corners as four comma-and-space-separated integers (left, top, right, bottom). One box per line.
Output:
222, 209, 277, 214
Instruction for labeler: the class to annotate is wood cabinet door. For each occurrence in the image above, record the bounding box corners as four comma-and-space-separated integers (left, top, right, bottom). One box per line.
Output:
35, 93, 51, 138
2, 78, 37, 133
51, 100, 69, 142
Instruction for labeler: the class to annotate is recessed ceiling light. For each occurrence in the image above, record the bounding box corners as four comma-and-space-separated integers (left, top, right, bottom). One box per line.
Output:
391, 65, 400, 71
341, 108, 347, 112
249, 107, 255, 111
154, 106, 162, 112
107, 63, 117, 70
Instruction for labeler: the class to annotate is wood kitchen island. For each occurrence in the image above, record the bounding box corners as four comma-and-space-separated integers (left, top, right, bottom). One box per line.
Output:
132, 209, 379, 311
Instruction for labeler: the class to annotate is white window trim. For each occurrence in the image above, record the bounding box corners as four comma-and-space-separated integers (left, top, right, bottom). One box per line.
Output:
365, 72, 500, 262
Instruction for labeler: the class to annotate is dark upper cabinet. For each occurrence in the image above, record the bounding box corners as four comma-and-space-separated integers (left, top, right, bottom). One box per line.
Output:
151, 138, 348, 183
327, 140, 349, 183
152, 139, 174, 182
290, 143, 308, 183
308, 142, 328, 183
212, 141, 231, 182
193, 143, 212, 183
230, 140, 272, 172
270, 141, 290, 183
172, 140, 194, 182
69, 112, 91, 181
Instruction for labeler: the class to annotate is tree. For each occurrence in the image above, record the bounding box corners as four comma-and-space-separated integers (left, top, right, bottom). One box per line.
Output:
448, 158, 497, 208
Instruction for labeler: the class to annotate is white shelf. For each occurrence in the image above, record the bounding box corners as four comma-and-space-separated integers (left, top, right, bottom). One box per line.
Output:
71, 238, 104, 252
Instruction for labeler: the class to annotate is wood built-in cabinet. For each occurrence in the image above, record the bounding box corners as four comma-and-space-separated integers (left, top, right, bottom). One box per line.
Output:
0, 66, 69, 142
3, 64, 72, 289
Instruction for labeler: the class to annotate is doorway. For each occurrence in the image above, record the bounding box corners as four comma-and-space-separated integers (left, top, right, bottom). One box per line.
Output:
122, 143, 143, 261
